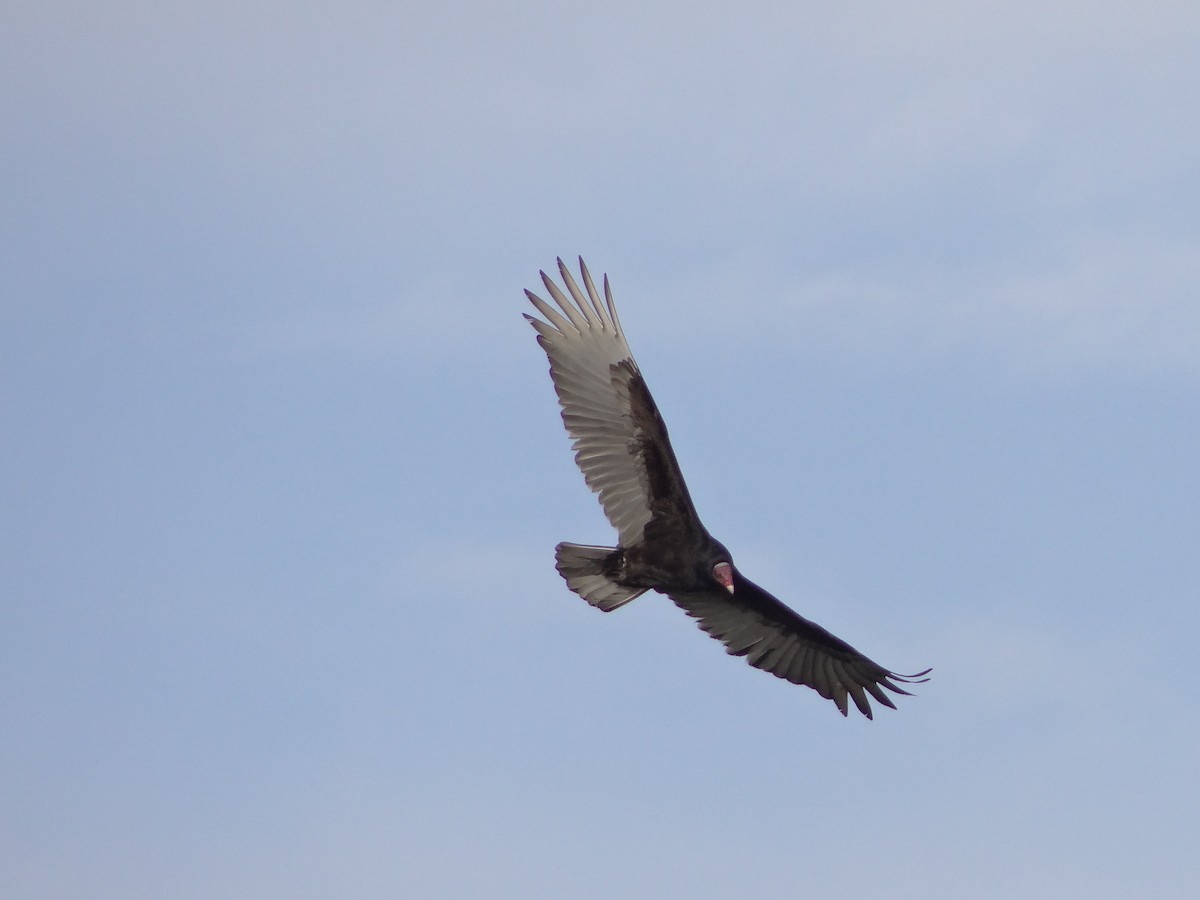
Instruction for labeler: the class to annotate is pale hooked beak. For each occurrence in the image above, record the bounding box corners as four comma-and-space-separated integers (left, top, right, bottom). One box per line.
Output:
713, 562, 735, 594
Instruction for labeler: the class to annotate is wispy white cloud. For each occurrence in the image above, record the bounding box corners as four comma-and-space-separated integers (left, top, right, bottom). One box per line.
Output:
977, 235, 1200, 375
619, 229, 1200, 380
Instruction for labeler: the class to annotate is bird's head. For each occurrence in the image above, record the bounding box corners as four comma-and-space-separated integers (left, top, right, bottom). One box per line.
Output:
712, 561, 735, 594
705, 539, 735, 594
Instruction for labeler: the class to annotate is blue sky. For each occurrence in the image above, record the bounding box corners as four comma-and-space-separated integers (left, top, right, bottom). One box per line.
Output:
3, 2, 1199, 897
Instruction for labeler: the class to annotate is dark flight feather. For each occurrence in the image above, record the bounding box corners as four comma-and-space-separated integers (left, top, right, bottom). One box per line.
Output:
527, 257, 929, 718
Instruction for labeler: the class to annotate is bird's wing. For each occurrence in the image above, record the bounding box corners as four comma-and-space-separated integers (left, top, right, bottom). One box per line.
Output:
668, 576, 930, 718
526, 258, 702, 548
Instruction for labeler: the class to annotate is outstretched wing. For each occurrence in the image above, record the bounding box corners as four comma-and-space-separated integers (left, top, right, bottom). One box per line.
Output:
525, 258, 702, 548
669, 576, 930, 718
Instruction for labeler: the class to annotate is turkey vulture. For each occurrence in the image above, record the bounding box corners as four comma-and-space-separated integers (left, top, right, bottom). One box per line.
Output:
525, 258, 929, 718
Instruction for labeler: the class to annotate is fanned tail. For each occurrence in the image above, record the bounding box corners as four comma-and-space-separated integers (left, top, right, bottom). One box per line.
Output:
554, 542, 646, 612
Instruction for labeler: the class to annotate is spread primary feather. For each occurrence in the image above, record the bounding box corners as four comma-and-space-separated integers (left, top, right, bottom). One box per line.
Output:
526, 257, 929, 719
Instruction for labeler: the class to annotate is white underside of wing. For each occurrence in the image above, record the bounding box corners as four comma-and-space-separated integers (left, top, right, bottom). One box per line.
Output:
526, 259, 654, 547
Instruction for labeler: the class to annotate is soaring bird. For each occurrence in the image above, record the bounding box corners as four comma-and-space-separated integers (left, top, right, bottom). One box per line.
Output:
525, 258, 929, 718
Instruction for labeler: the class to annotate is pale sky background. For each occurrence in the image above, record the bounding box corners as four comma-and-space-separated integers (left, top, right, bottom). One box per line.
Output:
3, 2, 1199, 898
